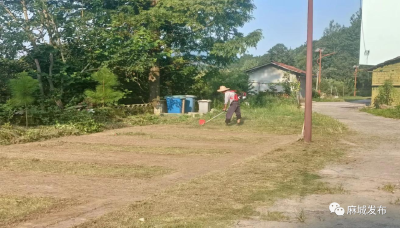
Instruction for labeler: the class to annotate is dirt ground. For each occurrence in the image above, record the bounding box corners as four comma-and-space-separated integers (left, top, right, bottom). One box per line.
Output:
236, 102, 400, 228
0, 124, 297, 228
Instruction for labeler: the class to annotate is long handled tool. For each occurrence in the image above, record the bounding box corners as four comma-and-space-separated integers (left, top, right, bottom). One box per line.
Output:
199, 111, 225, 126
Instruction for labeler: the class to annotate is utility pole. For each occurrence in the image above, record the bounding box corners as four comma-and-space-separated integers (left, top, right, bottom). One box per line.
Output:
304, 0, 313, 143
315, 48, 336, 94
316, 48, 322, 94
353, 65, 359, 97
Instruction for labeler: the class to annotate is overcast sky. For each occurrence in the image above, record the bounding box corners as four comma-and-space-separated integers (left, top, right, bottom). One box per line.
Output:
240, 0, 361, 56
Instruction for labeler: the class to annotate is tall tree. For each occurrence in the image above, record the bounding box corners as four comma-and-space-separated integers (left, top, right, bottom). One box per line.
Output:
0, 0, 76, 107
73, 0, 262, 101
260, 44, 295, 65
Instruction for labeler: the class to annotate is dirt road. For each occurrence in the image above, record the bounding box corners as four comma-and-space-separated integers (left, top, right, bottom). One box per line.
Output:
0, 125, 297, 228
236, 102, 400, 228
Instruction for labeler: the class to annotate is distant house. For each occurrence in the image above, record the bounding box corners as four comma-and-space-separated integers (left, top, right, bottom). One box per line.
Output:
369, 56, 400, 105
245, 61, 307, 98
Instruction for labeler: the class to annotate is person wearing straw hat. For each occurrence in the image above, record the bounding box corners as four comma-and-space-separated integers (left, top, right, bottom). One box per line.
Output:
217, 86, 242, 125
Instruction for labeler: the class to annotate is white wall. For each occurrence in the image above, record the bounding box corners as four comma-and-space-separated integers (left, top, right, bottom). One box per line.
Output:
359, 0, 400, 65
248, 65, 300, 95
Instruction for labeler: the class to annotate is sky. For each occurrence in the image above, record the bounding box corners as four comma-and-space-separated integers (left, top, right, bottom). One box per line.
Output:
240, 0, 361, 56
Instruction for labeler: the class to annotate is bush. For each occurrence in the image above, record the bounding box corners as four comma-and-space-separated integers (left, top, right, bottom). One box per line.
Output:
247, 93, 296, 108
319, 78, 351, 97
374, 80, 396, 108
0, 104, 15, 125
68, 119, 103, 134
312, 90, 321, 99
0, 123, 80, 145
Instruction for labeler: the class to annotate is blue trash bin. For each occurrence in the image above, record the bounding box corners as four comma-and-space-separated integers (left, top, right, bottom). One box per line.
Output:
165, 96, 184, 113
185, 95, 197, 113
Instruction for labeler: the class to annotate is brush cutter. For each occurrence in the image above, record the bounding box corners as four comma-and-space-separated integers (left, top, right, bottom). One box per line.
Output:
199, 111, 225, 126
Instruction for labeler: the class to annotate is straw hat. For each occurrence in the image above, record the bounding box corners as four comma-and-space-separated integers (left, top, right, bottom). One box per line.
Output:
217, 86, 230, 92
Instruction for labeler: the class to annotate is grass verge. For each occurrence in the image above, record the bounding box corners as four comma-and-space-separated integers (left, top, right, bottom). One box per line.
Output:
313, 96, 370, 102
0, 195, 75, 227
0, 157, 172, 179
344, 96, 371, 102
313, 97, 345, 102
361, 106, 400, 119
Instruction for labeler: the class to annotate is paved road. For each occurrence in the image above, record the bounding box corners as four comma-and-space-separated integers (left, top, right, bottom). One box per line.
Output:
236, 102, 400, 228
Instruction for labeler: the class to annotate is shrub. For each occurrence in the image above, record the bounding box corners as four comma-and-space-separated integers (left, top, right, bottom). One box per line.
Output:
374, 79, 395, 108
0, 104, 15, 125
68, 119, 103, 134
247, 93, 296, 108
0, 123, 81, 145
312, 90, 321, 99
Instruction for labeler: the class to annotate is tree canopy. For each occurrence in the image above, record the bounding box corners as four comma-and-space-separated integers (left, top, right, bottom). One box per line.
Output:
0, 0, 262, 106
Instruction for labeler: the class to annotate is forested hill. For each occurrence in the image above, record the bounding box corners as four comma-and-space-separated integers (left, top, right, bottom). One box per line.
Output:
233, 11, 371, 96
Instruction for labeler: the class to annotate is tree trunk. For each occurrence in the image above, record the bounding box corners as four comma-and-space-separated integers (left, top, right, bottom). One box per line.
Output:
21, 0, 45, 98
34, 59, 45, 97
48, 52, 64, 109
148, 0, 161, 102
149, 66, 161, 102
48, 53, 55, 91
25, 105, 28, 128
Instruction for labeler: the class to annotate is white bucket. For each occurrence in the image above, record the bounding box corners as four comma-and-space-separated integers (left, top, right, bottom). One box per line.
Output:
198, 100, 212, 114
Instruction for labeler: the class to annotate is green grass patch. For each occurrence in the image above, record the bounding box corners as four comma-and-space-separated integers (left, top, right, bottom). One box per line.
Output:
0, 157, 172, 179
190, 104, 346, 136
0, 195, 74, 227
361, 107, 400, 119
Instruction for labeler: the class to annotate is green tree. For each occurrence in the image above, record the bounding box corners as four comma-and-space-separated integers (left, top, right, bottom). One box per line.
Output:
0, 58, 31, 103
260, 44, 295, 65
71, 0, 262, 101
84, 68, 125, 107
8, 72, 39, 127
1, 0, 262, 106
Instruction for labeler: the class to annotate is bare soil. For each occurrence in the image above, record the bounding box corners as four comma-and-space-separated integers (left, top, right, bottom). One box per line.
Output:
0, 124, 297, 228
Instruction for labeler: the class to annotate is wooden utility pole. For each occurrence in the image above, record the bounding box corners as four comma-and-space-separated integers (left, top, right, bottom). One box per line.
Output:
315, 49, 336, 94
354, 66, 359, 97
304, 0, 313, 143
318, 49, 322, 94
